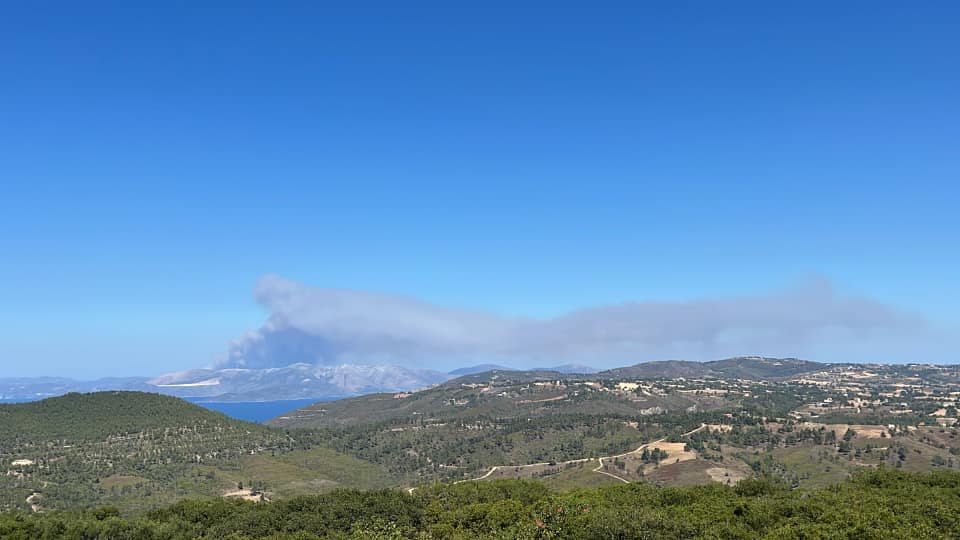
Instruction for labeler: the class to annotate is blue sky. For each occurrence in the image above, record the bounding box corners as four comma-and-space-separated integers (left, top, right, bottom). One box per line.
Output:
1, 2, 958, 377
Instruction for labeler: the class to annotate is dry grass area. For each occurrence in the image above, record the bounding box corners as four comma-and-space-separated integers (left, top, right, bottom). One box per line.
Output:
678, 389, 727, 395
801, 423, 889, 439
468, 428, 745, 489
516, 395, 568, 404
485, 463, 560, 480
632, 442, 698, 475
706, 466, 748, 485
643, 459, 752, 487
223, 489, 267, 502
648, 441, 697, 460
477, 458, 594, 481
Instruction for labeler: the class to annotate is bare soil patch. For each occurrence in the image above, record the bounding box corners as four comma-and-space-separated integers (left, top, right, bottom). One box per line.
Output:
223, 489, 268, 502
706, 466, 748, 485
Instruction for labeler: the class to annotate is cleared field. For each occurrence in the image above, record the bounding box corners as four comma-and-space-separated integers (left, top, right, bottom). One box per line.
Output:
644, 460, 714, 485
625, 441, 699, 475
800, 423, 889, 439
705, 466, 748, 485
223, 489, 265, 502
542, 464, 625, 490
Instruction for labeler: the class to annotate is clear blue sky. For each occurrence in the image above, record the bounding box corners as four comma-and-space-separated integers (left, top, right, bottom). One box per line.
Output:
1, 2, 958, 377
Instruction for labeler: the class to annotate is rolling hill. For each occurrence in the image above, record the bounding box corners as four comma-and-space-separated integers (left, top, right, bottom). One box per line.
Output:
0, 391, 268, 440
268, 367, 733, 485
268, 357, 960, 490
270, 357, 827, 431
447, 364, 513, 376
0, 392, 391, 513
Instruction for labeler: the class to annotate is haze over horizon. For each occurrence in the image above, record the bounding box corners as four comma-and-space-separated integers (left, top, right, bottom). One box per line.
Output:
2, 3, 958, 378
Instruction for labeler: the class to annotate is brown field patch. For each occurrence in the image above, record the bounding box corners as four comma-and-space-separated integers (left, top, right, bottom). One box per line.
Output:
644, 460, 715, 486
801, 423, 889, 439
646, 441, 698, 463
706, 466, 748, 485
801, 422, 887, 439
223, 489, 268, 502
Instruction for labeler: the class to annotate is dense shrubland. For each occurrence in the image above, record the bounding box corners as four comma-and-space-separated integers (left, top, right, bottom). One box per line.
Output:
2, 469, 959, 539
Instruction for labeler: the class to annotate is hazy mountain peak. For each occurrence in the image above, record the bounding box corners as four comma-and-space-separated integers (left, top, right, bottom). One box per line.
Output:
448, 364, 514, 376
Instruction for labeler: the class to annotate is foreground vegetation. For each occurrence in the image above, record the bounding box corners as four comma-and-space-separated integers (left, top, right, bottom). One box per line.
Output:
1, 469, 958, 539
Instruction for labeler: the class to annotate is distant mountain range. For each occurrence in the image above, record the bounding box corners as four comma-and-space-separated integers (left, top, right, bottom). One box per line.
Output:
446, 364, 513, 376
599, 356, 826, 380
447, 363, 600, 376
0, 357, 820, 403
0, 364, 451, 403
531, 363, 600, 374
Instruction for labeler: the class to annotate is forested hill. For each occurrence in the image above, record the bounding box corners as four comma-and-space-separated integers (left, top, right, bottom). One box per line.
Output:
0, 392, 393, 514
0, 391, 271, 441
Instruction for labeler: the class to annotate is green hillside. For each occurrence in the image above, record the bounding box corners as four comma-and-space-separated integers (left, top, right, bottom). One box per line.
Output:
270, 370, 716, 429
271, 361, 960, 491
0, 392, 392, 514
271, 372, 730, 485
0, 391, 268, 441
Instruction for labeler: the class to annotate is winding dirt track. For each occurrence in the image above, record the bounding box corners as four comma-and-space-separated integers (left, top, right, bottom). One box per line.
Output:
451, 423, 708, 486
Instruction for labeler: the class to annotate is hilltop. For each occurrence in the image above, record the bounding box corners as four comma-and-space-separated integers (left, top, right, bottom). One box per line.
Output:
447, 364, 513, 376
599, 356, 827, 380
0, 391, 265, 441
450, 363, 600, 376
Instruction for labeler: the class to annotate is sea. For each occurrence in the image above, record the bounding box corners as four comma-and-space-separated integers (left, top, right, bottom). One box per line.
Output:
186, 398, 334, 423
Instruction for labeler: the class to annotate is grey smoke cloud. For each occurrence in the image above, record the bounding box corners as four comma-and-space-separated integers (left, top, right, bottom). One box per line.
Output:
221, 275, 927, 369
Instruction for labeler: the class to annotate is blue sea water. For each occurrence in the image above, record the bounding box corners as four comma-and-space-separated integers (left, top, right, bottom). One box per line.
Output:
188, 398, 332, 423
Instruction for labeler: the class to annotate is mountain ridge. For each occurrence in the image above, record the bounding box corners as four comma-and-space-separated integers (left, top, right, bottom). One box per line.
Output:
0, 363, 452, 403
0, 356, 911, 404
